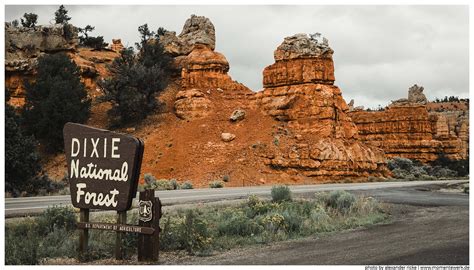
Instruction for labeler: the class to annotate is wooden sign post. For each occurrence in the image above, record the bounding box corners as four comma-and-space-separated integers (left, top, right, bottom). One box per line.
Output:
138, 190, 162, 261
63, 123, 161, 263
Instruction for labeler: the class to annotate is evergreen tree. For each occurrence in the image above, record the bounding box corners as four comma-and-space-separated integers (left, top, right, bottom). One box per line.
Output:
21, 13, 38, 28
78, 25, 108, 50
54, 5, 71, 24
22, 53, 91, 152
5, 89, 41, 194
100, 24, 172, 126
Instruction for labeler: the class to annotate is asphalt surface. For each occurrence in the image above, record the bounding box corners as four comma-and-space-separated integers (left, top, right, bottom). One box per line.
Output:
5, 180, 467, 217
162, 182, 469, 265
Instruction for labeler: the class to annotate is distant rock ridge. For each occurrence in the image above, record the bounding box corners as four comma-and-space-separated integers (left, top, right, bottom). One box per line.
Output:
349, 85, 469, 162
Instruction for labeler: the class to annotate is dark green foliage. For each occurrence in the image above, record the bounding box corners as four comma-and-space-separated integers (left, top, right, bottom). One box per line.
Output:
5, 206, 76, 265
100, 24, 172, 126
21, 13, 38, 27
388, 156, 461, 180
22, 53, 90, 153
209, 180, 224, 188
160, 210, 212, 254
78, 25, 108, 50
54, 5, 71, 24
5, 89, 41, 195
11, 19, 19, 27
271, 185, 292, 202
36, 206, 76, 236
24, 175, 66, 196
432, 155, 469, 177
5, 219, 40, 265
62, 23, 75, 41
82, 36, 108, 50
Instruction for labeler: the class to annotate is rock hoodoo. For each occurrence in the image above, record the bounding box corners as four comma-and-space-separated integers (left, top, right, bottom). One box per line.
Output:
160, 14, 215, 57
255, 33, 387, 179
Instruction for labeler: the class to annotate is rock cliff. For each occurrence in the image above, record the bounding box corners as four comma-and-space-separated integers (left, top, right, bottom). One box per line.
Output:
349, 86, 469, 162
5, 22, 119, 106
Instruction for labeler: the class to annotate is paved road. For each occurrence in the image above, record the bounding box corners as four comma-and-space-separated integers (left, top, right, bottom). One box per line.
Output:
5, 180, 467, 217
161, 182, 469, 265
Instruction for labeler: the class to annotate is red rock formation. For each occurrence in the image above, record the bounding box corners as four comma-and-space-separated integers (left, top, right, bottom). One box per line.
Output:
255, 33, 388, 179
349, 105, 442, 162
5, 21, 120, 105
349, 89, 469, 162
110, 39, 124, 53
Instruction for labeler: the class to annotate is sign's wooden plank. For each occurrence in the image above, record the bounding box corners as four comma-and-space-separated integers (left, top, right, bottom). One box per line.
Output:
77, 222, 155, 235
63, 122, 142, 211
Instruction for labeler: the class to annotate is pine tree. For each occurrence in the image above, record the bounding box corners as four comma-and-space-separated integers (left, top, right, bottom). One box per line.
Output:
54, 5, 71, 24
100, 24, 172, 126
21, 13, 38, 27
22, 53, 91, 152
5, 89, 41, 194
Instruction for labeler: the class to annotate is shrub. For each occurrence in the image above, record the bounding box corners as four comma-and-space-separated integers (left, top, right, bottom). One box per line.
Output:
222, 175, 230, 182
387, 157, 413, 171
325, 190, 356, 213
209, 180, 224, 188
21, 13, 38, 28
169, 179, 179, 190
432, 155, 469, 177
5, 218, 41, 265
217, 209, 261, 237
271, 185, 292, 203
36, 206, 76, 235
22, 53, 90, 152
179, 210, 213, 254
5, 89, 41, 195
181, 181, 194, 189
155, 179, 174, 190
78, 25, 108, 50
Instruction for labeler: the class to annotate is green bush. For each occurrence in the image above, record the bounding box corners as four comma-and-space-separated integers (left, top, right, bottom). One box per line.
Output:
209, 180, 224, 188
169, 179, 179, 190
217, 209, 261, 237
271, 185, 292, 203
36, 206, 76, 235
5, 219, 41, 265
181, 181, 194, 189
325, 190, 356, 213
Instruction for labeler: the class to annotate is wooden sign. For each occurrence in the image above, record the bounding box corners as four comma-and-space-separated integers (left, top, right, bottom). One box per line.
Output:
63, 123, 144, 211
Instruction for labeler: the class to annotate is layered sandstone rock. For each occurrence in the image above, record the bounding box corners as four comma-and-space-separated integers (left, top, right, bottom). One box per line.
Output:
110, 39, 124, 52
5, 23, 79, 106
349, 86, 469, 162
5, 22, 119, 105
255, 33, 387, 179
428, 101, 469, 160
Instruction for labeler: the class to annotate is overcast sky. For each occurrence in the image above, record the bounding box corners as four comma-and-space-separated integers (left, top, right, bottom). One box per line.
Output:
5, 5, 469, 108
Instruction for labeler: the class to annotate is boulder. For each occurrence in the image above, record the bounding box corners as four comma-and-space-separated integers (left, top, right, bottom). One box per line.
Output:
160, 14, 215, 56
221, 133, 236, 142
230, 109, 246, 122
